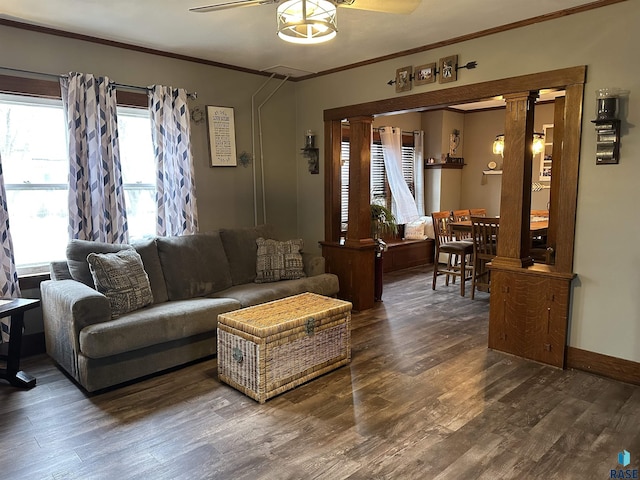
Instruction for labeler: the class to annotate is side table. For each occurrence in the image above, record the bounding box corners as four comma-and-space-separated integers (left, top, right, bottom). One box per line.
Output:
0, 298, 40, 388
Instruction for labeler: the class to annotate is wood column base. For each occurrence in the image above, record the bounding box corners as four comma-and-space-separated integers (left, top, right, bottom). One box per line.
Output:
321, 241, 376, 311
488, 264, 574, 368
490, 255, 534, 269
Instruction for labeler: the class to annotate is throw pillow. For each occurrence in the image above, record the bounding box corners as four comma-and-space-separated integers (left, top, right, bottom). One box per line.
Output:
67, 239, 133, 287
404, 220, 428, 240
87, 250, 153, 318
255, 238, 306, 283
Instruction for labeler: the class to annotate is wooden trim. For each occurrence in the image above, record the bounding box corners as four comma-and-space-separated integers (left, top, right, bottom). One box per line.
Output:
0, 73, 61, 98
299, 0, 624, 81
567, 346, 640, 386
324, 66, 587, 121
0, 19, 278, 80
324, 120, 342, 243
0, 73, 148, 107
553, 84, 584, 273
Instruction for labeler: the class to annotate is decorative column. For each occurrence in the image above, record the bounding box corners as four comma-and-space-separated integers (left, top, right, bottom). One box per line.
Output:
321, 116, 375, 311
345, 116, 376, 247
491, 91, 538, 269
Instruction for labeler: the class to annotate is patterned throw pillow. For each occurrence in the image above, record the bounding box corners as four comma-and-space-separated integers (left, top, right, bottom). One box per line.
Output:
404, 220, 428, 240
87, 250, 153, 318
255, 238, 306, 283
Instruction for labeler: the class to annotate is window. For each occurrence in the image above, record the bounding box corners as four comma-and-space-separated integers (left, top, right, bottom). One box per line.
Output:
117, 107, 156, 241
340, 126, 416, 230
0, 94, 156, 273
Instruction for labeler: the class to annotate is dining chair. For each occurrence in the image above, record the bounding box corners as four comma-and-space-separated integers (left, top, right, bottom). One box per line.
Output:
470, 215, 500, 299
452, 209, 471, 240
469, 208, 487, 217
452, 209, 471, 221
529, 209, 550, 257
431, 211, 474, 297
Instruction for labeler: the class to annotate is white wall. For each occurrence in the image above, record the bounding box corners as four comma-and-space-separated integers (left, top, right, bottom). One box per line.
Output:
294, 2, 640, 364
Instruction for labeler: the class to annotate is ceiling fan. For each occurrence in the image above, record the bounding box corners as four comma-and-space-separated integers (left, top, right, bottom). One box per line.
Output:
189, 0, 421, 15
189, 0, 421, 44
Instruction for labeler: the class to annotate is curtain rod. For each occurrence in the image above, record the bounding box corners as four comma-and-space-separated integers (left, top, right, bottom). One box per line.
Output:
0, 65, 197, 99
373, 127, 420, 136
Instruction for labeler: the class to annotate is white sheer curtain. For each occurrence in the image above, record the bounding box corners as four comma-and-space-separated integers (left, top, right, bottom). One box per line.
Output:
379, 127, 419, 224
413, 130, 425, 216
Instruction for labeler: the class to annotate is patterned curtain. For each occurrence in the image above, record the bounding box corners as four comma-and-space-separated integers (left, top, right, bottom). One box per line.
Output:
149, 85, 199, 236
60, 72, 129, 243
0, 153, 21, 344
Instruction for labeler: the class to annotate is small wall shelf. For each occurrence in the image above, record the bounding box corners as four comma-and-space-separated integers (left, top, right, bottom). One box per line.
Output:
482, 170, 503, 175
425, 163, 464, 170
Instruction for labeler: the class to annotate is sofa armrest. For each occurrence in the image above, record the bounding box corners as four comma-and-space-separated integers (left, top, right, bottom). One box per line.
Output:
41, 279, 111, 377
302, 253, 326, 277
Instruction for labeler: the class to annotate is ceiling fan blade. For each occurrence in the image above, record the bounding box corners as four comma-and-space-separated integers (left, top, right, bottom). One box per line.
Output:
189, 0, 278, 13
336, 0, 420, 14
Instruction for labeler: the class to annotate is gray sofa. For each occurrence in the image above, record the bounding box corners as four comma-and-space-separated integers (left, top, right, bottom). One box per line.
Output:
40, 225, 339, 392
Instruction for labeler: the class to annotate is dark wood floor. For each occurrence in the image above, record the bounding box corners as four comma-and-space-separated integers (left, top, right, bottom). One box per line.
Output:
2, 265, 639, 479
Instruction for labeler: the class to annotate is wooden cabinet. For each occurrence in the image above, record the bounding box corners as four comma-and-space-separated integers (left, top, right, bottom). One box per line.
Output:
488, 265, 574, 368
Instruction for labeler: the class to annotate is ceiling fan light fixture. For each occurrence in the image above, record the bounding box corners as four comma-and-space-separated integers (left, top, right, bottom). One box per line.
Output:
277, 0, 337, 44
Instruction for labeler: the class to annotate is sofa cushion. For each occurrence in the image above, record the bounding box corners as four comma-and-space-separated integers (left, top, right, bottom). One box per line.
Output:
79, 297, 241, 358
132, 238, 169, 304
156, 233, 233, 300
213, 273, 339, 308
219, 224, 276, 285
67, 239, 132, 287
87, 250, 153, 318
255, 238, 306, 283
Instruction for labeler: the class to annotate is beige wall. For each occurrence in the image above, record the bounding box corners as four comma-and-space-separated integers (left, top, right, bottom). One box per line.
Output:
460, 103, 554, 216
294, 2, 640, 363
0, 24, 299, 239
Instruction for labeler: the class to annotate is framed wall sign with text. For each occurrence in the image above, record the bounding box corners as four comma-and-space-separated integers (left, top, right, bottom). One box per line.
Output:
206, 105, 237, 166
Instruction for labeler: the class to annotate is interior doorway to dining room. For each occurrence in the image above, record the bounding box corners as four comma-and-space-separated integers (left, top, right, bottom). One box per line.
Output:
323, 66, 584, 311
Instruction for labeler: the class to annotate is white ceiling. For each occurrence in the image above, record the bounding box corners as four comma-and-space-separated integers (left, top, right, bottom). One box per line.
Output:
1, 0, 603, 78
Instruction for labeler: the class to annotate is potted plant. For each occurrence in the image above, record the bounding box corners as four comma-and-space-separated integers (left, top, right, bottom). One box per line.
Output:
370, 203, 398, 241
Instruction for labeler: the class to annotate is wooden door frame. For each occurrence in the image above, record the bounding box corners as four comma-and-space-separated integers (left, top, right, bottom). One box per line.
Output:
323, 65, 586, 275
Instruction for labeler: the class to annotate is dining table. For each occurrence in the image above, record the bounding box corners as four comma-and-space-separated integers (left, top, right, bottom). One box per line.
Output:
450, 219, 548, 238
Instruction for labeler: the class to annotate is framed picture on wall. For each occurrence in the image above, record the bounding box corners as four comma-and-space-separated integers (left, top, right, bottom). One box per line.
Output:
414, 62, 436, 85
395, 66, 413, 93
206, 105, 237, 166
439, 55, 458, 84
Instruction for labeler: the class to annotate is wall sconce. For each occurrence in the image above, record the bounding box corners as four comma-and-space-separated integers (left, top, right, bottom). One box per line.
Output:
492, 132, 544, 157
301, 129, 319, 174
592, 88, 625, 165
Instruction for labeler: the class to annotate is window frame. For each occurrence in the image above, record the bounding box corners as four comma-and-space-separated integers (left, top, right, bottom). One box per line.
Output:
340, 125, 416, 229
0, 74, 150, 278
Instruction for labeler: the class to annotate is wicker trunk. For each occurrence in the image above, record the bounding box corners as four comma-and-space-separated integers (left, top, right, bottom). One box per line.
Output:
217, 293, 352, 403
